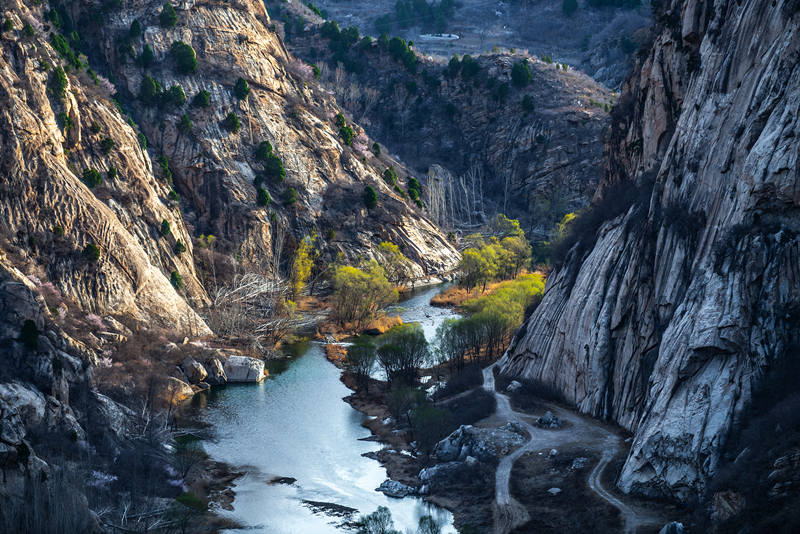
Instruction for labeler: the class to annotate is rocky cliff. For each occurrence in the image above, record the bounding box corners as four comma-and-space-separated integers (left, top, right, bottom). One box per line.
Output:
76, 0, 458, 277
1, 0, 208, 331
286, 20, 613, 238
501, 0, 800, 502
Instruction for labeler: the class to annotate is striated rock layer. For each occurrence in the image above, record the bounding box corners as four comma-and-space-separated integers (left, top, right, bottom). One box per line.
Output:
501, 0, 800, 502
0, 0, 208, 331
81, 0, 458, 277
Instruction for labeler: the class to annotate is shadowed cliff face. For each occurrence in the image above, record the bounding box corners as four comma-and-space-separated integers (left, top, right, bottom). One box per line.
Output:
81, 0, 458, 277
501, 0, 800, 502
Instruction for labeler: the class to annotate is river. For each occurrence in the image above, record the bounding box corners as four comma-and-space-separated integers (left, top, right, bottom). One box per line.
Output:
197, 285, 459, 533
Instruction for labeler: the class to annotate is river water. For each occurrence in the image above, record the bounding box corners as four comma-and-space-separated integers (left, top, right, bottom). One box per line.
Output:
197, 285, 459, 533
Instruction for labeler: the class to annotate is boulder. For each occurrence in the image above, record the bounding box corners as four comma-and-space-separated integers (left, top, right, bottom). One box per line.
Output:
223, 355, 266, 383
165, 377, 194, 403
433, 424, 526, 463
537, 411, 561, 428
182, 357, 208, 384
376, 479, 416, 498
547, 487, 562, 496
506, 380, 523, 392
205, 357, 227, 385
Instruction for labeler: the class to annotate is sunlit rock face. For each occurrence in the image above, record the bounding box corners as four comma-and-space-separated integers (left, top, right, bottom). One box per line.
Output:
89, 0, 458, 277
502, 0, 800, 502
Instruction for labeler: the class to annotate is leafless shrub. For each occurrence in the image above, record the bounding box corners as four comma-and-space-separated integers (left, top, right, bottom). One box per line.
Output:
205, 273, 303, 350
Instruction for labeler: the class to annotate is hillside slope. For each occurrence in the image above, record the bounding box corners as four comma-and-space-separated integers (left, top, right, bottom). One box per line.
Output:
80, 0, 458, 277
501, 0, 800, 503
281, 14, 613, 238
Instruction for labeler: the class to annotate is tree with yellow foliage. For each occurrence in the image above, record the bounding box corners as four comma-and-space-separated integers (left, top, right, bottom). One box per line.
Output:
290, 234, 315, 298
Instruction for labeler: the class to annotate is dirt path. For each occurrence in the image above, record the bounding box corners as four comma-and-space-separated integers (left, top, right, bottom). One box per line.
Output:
481, 363, 663, 534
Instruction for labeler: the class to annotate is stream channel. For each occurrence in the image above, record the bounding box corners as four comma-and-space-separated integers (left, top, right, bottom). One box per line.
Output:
196, 285, 460, 533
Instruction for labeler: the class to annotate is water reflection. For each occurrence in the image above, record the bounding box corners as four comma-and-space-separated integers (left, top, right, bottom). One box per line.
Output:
197, 285, 459, 533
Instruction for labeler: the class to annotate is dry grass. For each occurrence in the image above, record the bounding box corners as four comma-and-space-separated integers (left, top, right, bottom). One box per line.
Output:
317, 314, 403, 339
324, 343, 347, 365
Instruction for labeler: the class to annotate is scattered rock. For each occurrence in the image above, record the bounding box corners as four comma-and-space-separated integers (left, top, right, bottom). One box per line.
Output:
165, 377, 194, 404
205, 357, 228, 385
537, 411, 562, 428
710, 490, 745, 522
571, 457, 589, 470
548, 448, 558, 457
182, 357, 208, 384
547, 487, 562, 496
506, 380, 523, 392
269, 476, 297, 485
433, 424, 526, 463
302, 500, 358, 518
376, 479, 416, 498
465, 455, 478, 467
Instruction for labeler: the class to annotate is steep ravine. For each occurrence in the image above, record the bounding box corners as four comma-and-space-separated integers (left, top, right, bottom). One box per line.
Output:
502, 0, 800, 503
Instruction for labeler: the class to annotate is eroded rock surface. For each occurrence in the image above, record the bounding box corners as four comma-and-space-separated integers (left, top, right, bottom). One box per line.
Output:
502, 0, 800, 501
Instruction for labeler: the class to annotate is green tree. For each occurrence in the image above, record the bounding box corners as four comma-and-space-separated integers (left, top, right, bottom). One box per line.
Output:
411, 404, 451, 457
363, 186, 377, 209
160, 3, 178, 28
192, 89, 210, 107
511, 60, 533, 87
170, 270, 183, 290
173, 240, 186, 254
330, 262, 397, 328
346, 341, 376, 392
163, 84, 186, 107
170, 41, 197, 74
284, 187, 297, 205
83, 243, 101, 262
377, 323, 429, 383
82, 168, 102, 188
139, 74, 162, 105
223, 112, 240, 133
128, 19, 142, 39
356, 506, 400, 534
458, 248, 494, 290
140, 44, 155, 68
50, 67, 69, 100
233, 77, 250, 100
255, 140, 273, 161
290, 234, 314, 298
178, 113, 192, 134
256, 187, 271, 207
264, 154, 285, 182
160, 219, 171, 236
522, 94, 535, 112
377, 241, 413, 286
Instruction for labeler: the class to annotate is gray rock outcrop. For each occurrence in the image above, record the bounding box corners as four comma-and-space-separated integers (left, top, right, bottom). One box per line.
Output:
223, 355, 266, 383
433, 423, 526, 463
501, 0, 800, 502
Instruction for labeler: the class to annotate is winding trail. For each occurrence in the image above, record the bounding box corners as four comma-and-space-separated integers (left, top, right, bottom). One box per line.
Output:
481, 362, 661, 534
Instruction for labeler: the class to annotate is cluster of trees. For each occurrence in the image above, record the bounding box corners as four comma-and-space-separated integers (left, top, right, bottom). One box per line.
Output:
457, 215, 532, 290
346, 323, 430, 384
375, 0, 457, 35
356, 506, 442, 534
436, 273, 544, 369
330, 261, 399, 329
329, 241, 414, 327
335, 112, 355, 146
254, 141, 286, 183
